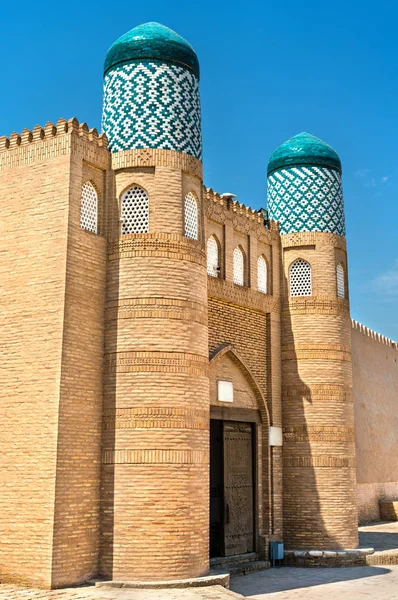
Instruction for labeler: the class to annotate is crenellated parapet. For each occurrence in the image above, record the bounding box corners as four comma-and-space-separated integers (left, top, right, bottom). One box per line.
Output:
0, 118, 109, 171
352, 320, 397, 348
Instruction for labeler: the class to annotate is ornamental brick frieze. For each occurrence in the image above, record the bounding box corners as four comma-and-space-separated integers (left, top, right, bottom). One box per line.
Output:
283, 425, 355, 443
111, 147, 202, 178
281, 344, 351, 361
103, 407, 208, 430
207, 276, 279, 314
105, 297, 208, 325
102, 448, 209, 465
108, 232, 206, 266
104, 350, 208, 375
283, 455, 356, 468
282, 384, 351, 402
282, 296, 349, 316
281, 231, 346, 250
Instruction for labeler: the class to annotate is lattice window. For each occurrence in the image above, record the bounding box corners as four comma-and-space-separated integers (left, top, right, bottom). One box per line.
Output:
257, 255, 268, 294
289, 259, 312, 297
80, 182, 98, 233
207, 235, 220, 277
233, 246, 245, 286
337, 263, 345, 299
184, 192, 198, 239
121, 186, 149, 234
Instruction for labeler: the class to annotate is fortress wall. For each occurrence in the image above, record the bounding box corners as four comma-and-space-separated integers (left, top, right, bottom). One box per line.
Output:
0, 123, 72, 587
352, 321, 398, 524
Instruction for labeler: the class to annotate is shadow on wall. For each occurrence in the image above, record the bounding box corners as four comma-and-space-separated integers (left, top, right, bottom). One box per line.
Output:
282, 275, 345, 551
230, 565, 391, 596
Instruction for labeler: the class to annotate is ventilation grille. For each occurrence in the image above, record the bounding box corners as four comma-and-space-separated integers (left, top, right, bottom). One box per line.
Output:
289, 259, 312, 296
80, 182, 98, 233
121, 186, 149, 234
207, 236, 219, 277
233, 247, 244, 286
257, 256, 268, 294
184, 192, 198, 239
337, 263, 345, 298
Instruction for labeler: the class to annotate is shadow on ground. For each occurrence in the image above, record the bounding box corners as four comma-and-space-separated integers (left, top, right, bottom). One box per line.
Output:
359, 525, 398, 551
230, 566, 391, 596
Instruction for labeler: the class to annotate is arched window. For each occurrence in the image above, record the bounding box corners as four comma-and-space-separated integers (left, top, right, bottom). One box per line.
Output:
207, 235, 220, 277
289, 258, 312, 297
257, 255, 268, 294
80, 182, 98, 233
233, 246, 245, 286
184, 192, 198, 239
337, 263, 345, 299
121, 185, 149, 234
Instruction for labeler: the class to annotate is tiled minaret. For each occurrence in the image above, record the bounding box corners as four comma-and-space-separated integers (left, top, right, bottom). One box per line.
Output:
101, 23, 209, 580
267, 133, 358, 549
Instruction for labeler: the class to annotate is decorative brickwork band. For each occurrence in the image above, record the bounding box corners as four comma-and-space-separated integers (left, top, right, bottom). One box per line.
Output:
102, 448, 209, 465
280, 231, 346, 250
111, 148, 202, 177
208, 277, 280, 315
281, 344, 351, 361
103, 407, 208, 430
108, 232, 206, 266
105, 297, 207, 326
104, 351, 208, 375
282, 384, 351, 402
282, 297, 349, 317
283, 455, 356, 468
283, 426, 355, 443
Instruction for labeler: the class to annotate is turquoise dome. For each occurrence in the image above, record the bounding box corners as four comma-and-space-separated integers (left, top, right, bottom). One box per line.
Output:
267, 132, 341, 175
104, 22, 199, 78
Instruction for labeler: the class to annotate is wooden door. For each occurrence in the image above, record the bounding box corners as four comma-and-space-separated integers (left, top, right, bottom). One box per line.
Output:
223, 421, 254, 556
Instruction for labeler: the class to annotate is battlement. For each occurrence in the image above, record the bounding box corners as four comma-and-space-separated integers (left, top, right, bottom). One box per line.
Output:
0, 117, 108, 151
205, 187, 279, 232
352, 320, 397, 348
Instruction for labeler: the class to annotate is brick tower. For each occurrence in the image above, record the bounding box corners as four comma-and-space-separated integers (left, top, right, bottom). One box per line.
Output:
267, 133, 358, 549
100, 23, 210, 580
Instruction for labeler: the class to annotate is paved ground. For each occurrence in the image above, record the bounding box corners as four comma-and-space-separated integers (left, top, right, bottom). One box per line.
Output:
1, 523, 398, 600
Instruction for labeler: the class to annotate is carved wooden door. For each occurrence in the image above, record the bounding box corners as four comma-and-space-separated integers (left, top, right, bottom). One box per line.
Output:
223, 421, 254, 556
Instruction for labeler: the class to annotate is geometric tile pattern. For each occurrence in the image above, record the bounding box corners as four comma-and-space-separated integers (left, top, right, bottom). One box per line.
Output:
80, 182, 98, 234
257, 255, 267, 294
120, 185, 149, 234
267, 166, 345, 236
102, 60, 202, 159
336, 263, 345, 298
207, 235, 219, 277
233, 246, 244, 286
289, 259, 312, 296
184, 192, 198, 239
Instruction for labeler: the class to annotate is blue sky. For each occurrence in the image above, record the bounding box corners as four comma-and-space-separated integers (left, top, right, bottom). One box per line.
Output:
1, 0, 397, 339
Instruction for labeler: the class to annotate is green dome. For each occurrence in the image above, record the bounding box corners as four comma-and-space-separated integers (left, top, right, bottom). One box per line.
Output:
267, 132, 341, 175
104, 22, 199, 78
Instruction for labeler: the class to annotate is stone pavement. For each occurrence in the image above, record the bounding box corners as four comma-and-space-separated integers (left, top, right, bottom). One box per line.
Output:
359, 521, 398, 551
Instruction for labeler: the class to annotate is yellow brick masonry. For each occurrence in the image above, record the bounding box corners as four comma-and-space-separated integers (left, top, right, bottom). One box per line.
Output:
0, 118, 108, 588
281, 231, 358, 550
100, 150, 210, 581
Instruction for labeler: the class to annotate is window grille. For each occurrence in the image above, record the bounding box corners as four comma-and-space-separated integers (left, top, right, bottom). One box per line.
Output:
80, 182, 98, 233
233, 246, 245, 286
121, 186, 149, 234
184, 192, 198, 239
289, 259, 312, 297
337, 263, 345, 298
257, 255, 268, 294
207, 235, 220, 277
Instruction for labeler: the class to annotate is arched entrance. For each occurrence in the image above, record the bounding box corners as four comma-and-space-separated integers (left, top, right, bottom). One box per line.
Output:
209, 345, 271, 560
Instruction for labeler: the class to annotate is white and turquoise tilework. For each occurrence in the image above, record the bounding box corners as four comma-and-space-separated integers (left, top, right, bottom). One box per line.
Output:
102, 60, 202, 159
267, 166, 345, 236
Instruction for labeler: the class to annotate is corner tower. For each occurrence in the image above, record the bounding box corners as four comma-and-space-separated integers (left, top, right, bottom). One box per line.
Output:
267, 133, 358, 549
101, 23, 209, 581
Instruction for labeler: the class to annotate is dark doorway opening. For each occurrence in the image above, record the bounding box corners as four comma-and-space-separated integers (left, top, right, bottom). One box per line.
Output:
210, 419, 255, 558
